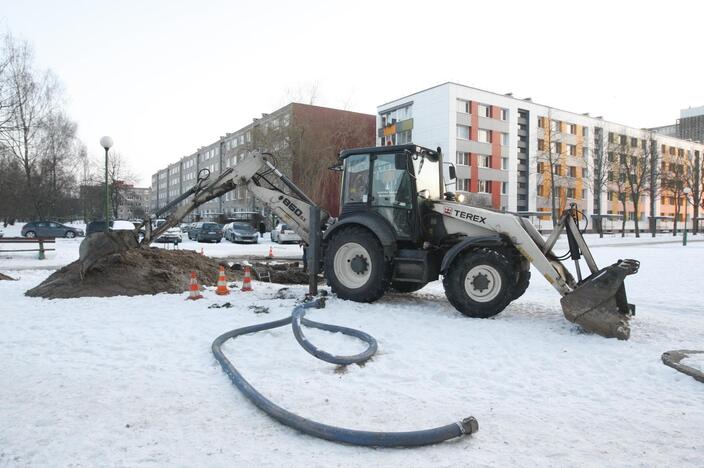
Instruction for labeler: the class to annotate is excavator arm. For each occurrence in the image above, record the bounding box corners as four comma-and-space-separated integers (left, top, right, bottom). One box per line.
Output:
142, 152, 325, 246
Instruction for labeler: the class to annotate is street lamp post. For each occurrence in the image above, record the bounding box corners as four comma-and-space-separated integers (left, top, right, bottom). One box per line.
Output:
683, 187, 691, 246
100, 136, 114, 232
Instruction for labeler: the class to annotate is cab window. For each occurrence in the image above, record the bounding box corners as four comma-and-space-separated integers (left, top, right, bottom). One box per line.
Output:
343, 154, 370, 203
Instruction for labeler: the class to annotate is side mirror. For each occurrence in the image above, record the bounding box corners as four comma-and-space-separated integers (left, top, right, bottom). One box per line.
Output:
395, 153, 408, 170
448, 164, 457, 180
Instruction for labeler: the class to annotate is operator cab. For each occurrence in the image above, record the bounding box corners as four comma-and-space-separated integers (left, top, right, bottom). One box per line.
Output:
338, 144, 445, 244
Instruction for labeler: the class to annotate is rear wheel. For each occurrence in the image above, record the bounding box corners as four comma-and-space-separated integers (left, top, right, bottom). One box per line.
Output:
443, 248, 515, 318
390, 281, 427, 293
66, 231, 76, 239
324, 226, 389, 302
25, 231, 36, 238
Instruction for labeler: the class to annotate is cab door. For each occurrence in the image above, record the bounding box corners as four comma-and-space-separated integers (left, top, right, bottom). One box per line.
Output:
369, 153, 417, 241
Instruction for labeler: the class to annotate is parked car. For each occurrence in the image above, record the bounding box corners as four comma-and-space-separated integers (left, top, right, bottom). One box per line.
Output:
86, 220, 135, 236
187, 222, 203, 240
190, 222, 223, 243
223, 222, 258, 244
179, 223, 191, 233
270, 223, 301, 244
155, 223, 182, 244
22, 221, 84, 238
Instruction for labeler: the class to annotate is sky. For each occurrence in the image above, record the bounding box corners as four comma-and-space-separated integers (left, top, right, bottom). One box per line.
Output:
2, 0, 703, 185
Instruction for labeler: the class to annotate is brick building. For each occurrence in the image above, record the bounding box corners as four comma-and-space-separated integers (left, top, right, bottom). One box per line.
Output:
150, 103, 375, 223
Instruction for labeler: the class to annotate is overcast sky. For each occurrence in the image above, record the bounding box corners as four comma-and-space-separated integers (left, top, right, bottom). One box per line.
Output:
3, 0, 702, 185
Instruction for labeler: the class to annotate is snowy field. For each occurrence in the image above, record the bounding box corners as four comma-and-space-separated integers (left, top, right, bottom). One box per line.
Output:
1, 229, 703, 466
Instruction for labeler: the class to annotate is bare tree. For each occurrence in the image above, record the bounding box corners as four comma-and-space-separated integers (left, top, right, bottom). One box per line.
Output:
107, 151, 138, 218
0, 33, 60, 217
605, 132, 656, 238
661, 148, 688, 235
683, 149, 703, 234
584, 127, 611, 237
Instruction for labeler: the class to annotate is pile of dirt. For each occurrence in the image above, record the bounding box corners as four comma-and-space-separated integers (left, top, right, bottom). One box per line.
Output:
26, 247, 235, 299
0, 272, 16, 281
233, 260, 320, 285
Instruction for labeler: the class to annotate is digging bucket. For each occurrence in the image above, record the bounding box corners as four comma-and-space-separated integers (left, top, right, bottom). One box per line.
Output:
560, 259, 640, 340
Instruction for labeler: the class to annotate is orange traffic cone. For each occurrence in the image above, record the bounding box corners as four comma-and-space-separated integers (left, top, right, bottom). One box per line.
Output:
186, 271, 203, 300
268, 246, 274, 258
215, 265, 230, 295
241, 265, 253, 292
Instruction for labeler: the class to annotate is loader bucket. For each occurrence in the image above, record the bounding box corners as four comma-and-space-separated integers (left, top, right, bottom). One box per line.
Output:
560, 259, 640, 340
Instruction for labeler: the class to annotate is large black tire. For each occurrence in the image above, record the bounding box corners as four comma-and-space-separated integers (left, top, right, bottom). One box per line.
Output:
390, 281, 427, 293
324, 226, 389, 302
442, 248, 516, 318
512, 269, 531, 300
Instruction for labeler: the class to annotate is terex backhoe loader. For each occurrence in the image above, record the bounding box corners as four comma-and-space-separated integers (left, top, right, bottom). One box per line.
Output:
83, 144, 639, 339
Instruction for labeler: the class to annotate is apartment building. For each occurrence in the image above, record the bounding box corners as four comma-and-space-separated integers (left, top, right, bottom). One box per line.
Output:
114, 184, 150, 220
377, 82, 704, 230
150, 103, 375, 222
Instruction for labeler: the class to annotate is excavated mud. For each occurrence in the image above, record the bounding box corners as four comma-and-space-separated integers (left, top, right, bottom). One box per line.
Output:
26, 247, 234, 299
231, 260, 320, 285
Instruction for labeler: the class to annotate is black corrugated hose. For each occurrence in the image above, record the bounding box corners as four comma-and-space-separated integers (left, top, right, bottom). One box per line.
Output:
211, 298, 479, 447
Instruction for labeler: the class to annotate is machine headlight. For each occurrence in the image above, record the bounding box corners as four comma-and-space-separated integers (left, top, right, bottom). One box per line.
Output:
455, 193, 465, 203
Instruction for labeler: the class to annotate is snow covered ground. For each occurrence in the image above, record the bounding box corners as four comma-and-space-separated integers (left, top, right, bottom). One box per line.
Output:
1, 235, 703, 466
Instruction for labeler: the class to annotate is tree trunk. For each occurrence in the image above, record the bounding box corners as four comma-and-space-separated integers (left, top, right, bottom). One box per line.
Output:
620, 200, 627, 237
633, 196, 640, 238
550, 170, 558, 227
673, 201, 679, 236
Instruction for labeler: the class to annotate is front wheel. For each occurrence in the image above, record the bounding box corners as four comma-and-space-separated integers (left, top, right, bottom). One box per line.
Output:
324, 226, 389, 303
25, 231, 36, 238
66, 231, 76, 239
443, 248, 515, 318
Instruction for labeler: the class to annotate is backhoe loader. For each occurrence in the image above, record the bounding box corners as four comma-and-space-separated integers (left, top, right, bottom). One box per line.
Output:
81, 144, 639, 339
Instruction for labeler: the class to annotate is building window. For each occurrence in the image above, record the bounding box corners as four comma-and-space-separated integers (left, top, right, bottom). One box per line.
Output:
569, 166, 578, 177
501, 182, 508, 194
554, 164, 561, 175
551, 120, 560, 132
567, 188, 576, 198
478, 104, 491, 117
457, 125, 470, 140
501, 157, 508, 170
477, 129, 491, 143
538, 139, 545, 151
568, 123, 577, 135
631, 137, 638, 147
456, 151, 470, 165
582, 127, 588, 137
551, 142, 562, 154
537, 162, 544, 173
568, 144, 577, 156
457, 100, 470, 114
397, 130, 412, 144
457, 178, 470, 191
501, 132, 509, 145
538, 117, 545, 128
478, 180, 492, 193
500, 108, 509, 121
477, 154, 491, 168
